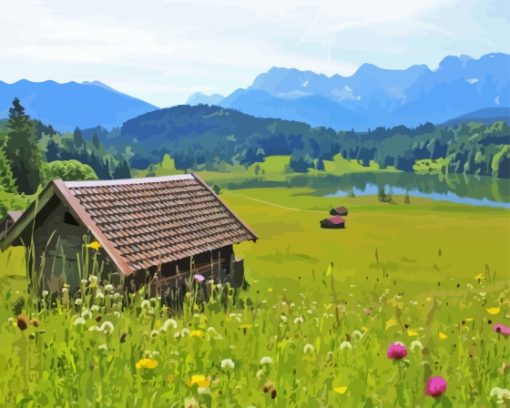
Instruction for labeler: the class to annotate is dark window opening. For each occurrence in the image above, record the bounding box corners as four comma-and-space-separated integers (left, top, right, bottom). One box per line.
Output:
64, 212, 79, 226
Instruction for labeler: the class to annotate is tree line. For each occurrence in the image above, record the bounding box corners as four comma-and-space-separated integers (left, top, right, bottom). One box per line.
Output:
0, 98, 131, 195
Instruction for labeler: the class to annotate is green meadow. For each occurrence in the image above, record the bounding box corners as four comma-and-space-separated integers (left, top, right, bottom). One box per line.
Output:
0, 172, 509, 407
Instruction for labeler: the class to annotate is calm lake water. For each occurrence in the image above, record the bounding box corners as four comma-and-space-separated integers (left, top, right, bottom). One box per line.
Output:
319, 173, 510, 208
226, 172, 510, 208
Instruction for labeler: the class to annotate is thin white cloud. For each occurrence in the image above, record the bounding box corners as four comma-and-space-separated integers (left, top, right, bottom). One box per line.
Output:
0, 0, 508, 106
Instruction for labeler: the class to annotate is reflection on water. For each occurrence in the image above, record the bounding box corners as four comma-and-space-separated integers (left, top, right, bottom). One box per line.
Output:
225, 172, 510, 208
327, 183, 510, 208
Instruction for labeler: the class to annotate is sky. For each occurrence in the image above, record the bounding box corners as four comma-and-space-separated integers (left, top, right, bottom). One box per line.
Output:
1, 0, 509, 107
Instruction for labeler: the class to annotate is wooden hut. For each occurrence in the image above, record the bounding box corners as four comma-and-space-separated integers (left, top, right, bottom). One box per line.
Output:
320, 215, 345, 229
1, 174, 257, 294
329, 206, 348, 216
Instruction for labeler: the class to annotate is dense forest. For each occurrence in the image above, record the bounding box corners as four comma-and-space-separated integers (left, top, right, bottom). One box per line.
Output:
0, 100, 508, 202
112, 104, 510, 178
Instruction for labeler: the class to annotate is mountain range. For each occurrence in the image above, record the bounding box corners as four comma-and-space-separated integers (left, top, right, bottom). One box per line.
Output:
217, 53, 510, 130
0, 80, 157, 131
0, 52, 509, 131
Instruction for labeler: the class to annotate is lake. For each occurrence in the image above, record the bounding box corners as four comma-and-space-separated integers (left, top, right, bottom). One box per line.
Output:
224, 172, 510, 208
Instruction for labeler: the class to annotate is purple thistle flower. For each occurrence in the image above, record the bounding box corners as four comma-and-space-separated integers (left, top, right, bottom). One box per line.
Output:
426, 376, 447, 397
386, 342, 408, 360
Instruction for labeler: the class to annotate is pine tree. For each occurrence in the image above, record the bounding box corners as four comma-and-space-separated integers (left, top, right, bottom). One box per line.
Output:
0, 146, 17, 193
4, 98, 42, 194
112, 160, 131, 179
73, 127, 84, 149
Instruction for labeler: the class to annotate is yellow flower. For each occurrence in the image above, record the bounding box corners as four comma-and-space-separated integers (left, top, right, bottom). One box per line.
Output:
465, 318, 474, 322
189, 330, 204, 338
385, 319, 397, 330
474, 273, 485, 280
361, 326, 368, 332
86, 241, 102, 251
426, 297, 432, 302
135, 358, 158, 369
487, 307, 501, 315
267, 288, 273, 293
438, 331, 448, 340
407, 329, 419, 337
333, 386, 348, 394
239, 323, 253, 330
187, 375, 211, 388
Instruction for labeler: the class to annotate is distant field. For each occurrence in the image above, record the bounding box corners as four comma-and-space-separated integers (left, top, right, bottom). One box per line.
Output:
222, 187, 510, 296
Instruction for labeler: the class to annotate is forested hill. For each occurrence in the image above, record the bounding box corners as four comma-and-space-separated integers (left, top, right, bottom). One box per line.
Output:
115, 104, 339, 169
105, 104, 510, 178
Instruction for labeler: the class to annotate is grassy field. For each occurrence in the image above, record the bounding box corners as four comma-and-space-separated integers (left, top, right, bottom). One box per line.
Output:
0, 183, 509, 407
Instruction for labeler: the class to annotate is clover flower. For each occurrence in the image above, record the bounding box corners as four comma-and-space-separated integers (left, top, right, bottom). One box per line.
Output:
493, 323, 510, 337
387, 342, 408, 360
425, 376, 447, 397
260, 356, 273, 365
220, 358, 235, 369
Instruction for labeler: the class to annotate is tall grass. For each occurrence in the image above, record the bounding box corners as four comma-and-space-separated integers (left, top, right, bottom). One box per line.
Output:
0, 256, 508, 407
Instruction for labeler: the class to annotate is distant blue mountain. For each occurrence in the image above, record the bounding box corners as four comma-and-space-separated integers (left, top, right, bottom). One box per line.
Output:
0, 80, 157, 131
186, 92, 224, 106
443, 107, 510, 126
219, 52, 510, 130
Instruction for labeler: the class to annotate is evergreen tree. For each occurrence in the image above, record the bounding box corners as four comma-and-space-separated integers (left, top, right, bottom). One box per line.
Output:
92, 133, 100, 149
4, 98, 41, 194
73, 127, 84, 149
46, 139, 60, 161
0, 147, 17, 193
112, 160, 131, 179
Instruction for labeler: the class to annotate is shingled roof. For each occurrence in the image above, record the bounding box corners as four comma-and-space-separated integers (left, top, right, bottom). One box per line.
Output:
2, 174, 257, 275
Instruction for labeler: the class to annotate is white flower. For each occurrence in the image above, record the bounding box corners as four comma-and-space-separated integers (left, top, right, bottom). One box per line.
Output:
100, 321, 115, 334
141, 299, 151, 309
490, 387, 510, 403
340, 341, 353, 351
88, 275, 98, 283
95, 291, 105, 300
260, 356, 273, 365
197, 387, 210, 395
352, 330, 364, 341
113, 292, 121, 300
104, 284, 113, 292
161, 319, 178, 331
303, 343, 314, 354
73, 317, 86, 326
62, 287, 68, 294
294, 316, 304, 325
74, 298, 83, 306
280, 315, 288, 323
88, 326, 100, 332
81, 309, 92, 319
81, 279, 87, 285
151, 329, 159, 337
98, 344, 108, 351
90, 305, 99, 312
216, 283, 223, 290
220, 358, 235, 369
256, 369, 264, 379
411, 340, 424, 351
42, 290, 49, 297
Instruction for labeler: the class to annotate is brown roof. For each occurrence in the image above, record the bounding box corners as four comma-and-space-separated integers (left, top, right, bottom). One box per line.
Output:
3, 174, 257, 275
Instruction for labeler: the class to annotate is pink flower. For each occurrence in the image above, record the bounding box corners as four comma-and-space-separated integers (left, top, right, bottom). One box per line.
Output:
386, 342, 408, 360
194, 274, 205, 283
493, 323, 510, 337
426, 376, 447, 397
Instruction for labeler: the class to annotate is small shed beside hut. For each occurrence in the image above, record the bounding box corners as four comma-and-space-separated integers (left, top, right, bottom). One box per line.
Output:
329, 206, 348, 216
320, 215, 346, 229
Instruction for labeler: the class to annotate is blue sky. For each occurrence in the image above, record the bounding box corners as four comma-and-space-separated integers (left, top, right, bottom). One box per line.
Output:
2, 0, 509, 107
